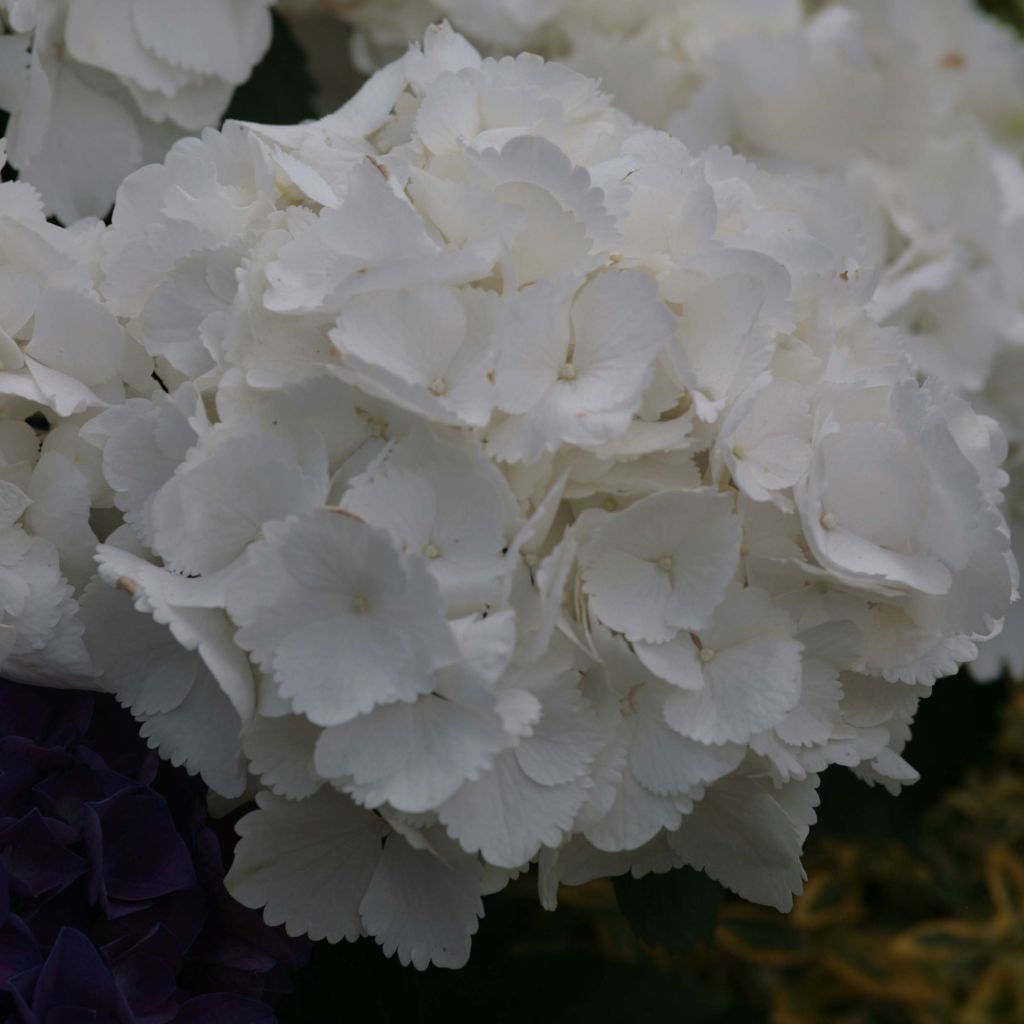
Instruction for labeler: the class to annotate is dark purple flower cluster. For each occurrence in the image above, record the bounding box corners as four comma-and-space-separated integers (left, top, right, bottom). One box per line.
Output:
0, 678, 310, 1023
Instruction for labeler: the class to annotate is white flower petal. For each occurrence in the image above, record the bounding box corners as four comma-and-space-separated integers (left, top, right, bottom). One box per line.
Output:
315, 691, 508, 813
663, 586, 803, 745
439, 749, 588, 869
668, 773, 819, 912
359, 830, 484, 970
227, 789, 386, 943
228, 510, 458, 727
150, 432, 326, 576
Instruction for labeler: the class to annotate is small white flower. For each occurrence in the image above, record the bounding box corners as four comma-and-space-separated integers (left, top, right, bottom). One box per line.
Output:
654, 584, 804, 746
487, 269, 676, 462
798, 381, 1002, 601
580, 490, 742, 643
579, 629, 745, 854
713, 377, 812, 508
149, 428, 328, 577
331, 285, 501, 428
437, 650, 605, 868
264, 160, 499, 315
342, 428, 516, 616
227, 509, 460, 726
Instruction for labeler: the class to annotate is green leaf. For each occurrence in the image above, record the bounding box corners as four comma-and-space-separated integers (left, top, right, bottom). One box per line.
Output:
613, 866, 724, 951
224, 12, 317, 127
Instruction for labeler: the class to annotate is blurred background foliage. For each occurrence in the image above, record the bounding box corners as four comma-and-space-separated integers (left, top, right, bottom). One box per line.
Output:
980, 0, 1024, 32
228, 8, 1024, 1022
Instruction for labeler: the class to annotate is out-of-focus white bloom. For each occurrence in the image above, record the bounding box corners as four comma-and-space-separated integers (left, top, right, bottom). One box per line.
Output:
73, 24, 1018, 970
315, 0, 557, 72
0, 144, 131, 688
0, 0, 274, 223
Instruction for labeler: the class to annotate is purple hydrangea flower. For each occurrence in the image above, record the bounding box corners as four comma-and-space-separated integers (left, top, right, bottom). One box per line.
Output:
0, 679, 310, 1023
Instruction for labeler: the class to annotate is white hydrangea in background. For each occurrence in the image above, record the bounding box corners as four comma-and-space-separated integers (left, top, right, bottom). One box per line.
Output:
0, 0, 274, 222
284, 0, 554, 71
59, 25, 1015, 970
323, 0, 1024, 681
0, 141, 136, 688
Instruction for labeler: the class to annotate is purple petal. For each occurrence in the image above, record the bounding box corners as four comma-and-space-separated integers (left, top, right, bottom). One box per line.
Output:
0, 682, 302, 1020
83, 790, 196, 915
34, 750, 137, 828
176, 994, 277, 1024
110, 950, 178, 1022
0, 738, 71, 817
102, 922, 184, 971
95, 888, 207, 954
13, 927, 133, 1022
0, 810, 86, 899
43, 1009, 99, 1024
0, 912, 41, 990
19, 876, 93, 947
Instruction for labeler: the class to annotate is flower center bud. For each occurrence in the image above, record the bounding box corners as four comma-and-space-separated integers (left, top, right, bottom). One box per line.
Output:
912, 312, 936, 334
428, 378, 448, 396
821, 512, 839, 531
619, 683, 642, 714
732, 444, 748, 461
558, 362, 577, 381
699, 647, 716, 664
356, 408, 388, 439
423, 543, 441, 560
657, 555, 674, 572
523, 552, 540, 568
276, 179, 306, 207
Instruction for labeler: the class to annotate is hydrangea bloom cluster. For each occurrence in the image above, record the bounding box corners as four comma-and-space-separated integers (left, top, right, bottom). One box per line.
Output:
336, 0, 1024, 680
69, 26, 1017, 969
325, 0, 564, 70
0, 676, 309, 1021
0, 0, 275, 222
0, 142, 135, 691
333, 0, 807, 82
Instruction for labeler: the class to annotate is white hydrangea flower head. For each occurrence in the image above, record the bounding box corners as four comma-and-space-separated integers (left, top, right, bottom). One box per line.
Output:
327, 0, 1024, 679
76, 25, 1017, 970
0, 0, 274, 223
